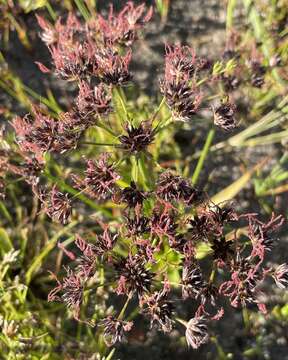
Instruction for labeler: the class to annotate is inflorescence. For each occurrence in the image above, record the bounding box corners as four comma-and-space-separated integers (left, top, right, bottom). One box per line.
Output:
2, 1, 286, 351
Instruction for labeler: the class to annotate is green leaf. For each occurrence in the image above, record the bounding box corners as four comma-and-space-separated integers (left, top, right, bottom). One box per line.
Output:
0, 228, 13, 256
195, 242, 213, 260
25, 223, 77, 285
211, 159, 267, 204
19, 0, 47, 12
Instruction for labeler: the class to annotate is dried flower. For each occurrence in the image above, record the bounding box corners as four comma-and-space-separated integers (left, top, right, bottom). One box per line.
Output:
250, 60, 266, 88
101, 316, 133, 346
115, 254, 154, 296
185, 316, 209, 349
12, 106, 80, 158
59, 110, 90, 132
160, 45, 203, 121
222, 74, 241, 92
76, 81, 112, 118
211, 236, 234, 263
220, 256, 260, 308
181, 262, 205, 299
117, 181, 147, 209
272, 263, 288, 289
96, 49, 132, 86
168, 234, 188, 253
142, 287, 173, 332
248, 213, 284, 259
156, 171, 202, 205
125, 215, 151, 236
163, 45, 197, 79
150, 208, 177, 240
98, 2, 153, 47
36, 15, 58, 46
50, 40, 97, 79
160, 78, 202, 122
73, 153, 120, 200
119, 121, 155, 153
48, 267, 84, 320
213, 100, 237, 131
35, 185, 72, 224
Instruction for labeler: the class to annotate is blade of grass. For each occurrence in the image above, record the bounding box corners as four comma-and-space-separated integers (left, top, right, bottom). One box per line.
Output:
242, 0, 285, 86
211, 157, 268, 204
226, 0, 237, 30
112, 87, 128, 126
25, 221, 78, 285
242, 129, 288, 147
74, 0, 91, 21
44, 171, 113, 217
191, 128, 215, 185
45, 2, 57, 21
0, 228, 13, 255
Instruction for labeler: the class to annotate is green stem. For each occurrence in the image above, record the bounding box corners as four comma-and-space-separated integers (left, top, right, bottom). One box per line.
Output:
191, 128, 215, 185
226, 0, 237, 30
152, 96, 166, 122
242, 307, 250, 331
74, 0, 91, 21
118, 296, 131, 320
175, 317, 187, 327
81, 142, 119, 147
105, 348, 116, 360
96, 120, 118, 137
45, 2, 57, 21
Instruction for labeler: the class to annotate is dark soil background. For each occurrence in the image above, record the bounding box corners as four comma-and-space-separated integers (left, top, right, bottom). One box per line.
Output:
1, 1, 288, 359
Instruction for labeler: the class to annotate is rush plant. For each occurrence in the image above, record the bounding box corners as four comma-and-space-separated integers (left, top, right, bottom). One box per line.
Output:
0, 1, 287, 359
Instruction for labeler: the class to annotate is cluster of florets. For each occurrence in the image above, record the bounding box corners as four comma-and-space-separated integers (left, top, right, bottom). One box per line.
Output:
36, 2, 152, 82
159, 44, 239, 130
9, 2, 154, 182
160, 45, 205, 122
43, 161, 286, 349
4, 1, 287, 353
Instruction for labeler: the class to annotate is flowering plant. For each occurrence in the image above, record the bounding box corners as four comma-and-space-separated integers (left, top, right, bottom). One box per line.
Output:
0, 1, 287, 357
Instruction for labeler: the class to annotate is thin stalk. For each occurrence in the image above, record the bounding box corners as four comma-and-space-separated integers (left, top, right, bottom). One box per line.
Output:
192, 128, 215, 185
105, 348, 116, 360
175, 317, 187, 327
45, 2, 57, 21
96, 121, 117, 137
151, 96, 166, 122
22, 84, 62, 114
226, 0, 237, 30
118, 295, 131, 320
242, 307, 250, 331
81, 141, 120, 147
113, 86, 128, 125
154, 115, 173, 134
74, 0, 91, 21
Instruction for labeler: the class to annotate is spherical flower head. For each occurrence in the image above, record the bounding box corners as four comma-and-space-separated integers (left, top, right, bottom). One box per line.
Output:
160, 78, 202, 122
96, 49, 132, 86
156, 171, 203, 205
119, 121, 155, 153
185, 316, 209, 349
125, 215, 151, 236
272, 263, 288, 289
76, 81, 112, 118
73, 153, 120, 200
114, 254, 154, 296
34, 185, 72, 225
142, 287, 173, 333
97, 2, 153, 47
181, 262, 206, 300
101, 316, 133, 346
48, 267, 84, 321
213, 100, 237, 131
